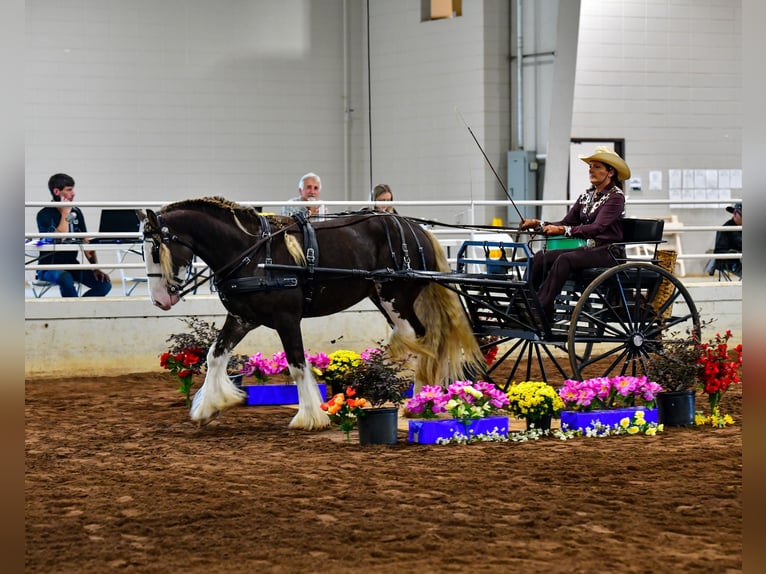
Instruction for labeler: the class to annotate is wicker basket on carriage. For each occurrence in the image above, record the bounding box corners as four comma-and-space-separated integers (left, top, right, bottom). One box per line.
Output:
651, 250, 678, 319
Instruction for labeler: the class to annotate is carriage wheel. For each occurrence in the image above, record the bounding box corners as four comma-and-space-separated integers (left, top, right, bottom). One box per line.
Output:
478, 334, 570, 391
567, 262, 700, 380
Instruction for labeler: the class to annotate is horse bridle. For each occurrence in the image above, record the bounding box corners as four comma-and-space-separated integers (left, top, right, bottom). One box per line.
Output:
143, 214, 202, 299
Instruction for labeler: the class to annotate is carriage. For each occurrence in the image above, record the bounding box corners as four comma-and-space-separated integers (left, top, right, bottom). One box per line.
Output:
140, 198, 700, 429
433, 217, 699, 390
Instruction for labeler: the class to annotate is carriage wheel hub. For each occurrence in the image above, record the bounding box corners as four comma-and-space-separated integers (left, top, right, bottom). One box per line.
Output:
632, 333, 645, 347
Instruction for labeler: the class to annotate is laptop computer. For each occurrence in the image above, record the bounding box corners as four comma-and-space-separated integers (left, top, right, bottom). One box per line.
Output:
94, 209, 141, 243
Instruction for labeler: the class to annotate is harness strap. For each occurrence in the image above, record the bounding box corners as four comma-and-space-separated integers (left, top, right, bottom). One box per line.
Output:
217, 274, 298, 294
399, 217, 427, 270
257, 214, 272, 265
291, 212, 319, 313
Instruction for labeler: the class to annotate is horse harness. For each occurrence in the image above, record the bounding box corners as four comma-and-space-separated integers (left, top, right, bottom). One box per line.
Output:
147, 211, 428, 311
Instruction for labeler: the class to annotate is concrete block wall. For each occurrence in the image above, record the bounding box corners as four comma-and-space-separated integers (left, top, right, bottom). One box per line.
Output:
25, 0, 352, 232
25, 282, 741, 379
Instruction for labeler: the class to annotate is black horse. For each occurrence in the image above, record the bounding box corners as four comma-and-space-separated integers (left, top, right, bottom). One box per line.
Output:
140, 197, 482, 429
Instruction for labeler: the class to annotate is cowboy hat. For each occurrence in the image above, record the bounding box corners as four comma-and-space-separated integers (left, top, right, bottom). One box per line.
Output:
578, 146, 631, 181
726, 202, 742, 213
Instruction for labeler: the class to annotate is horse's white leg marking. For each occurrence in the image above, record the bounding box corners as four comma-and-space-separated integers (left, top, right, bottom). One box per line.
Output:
287, 364, 330, 430
379, 297, 418, 342
190, 341, 246, 424
378, 295, 428, 385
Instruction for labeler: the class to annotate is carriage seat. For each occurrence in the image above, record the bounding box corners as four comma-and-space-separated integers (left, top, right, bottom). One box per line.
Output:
574, 218, 665, 284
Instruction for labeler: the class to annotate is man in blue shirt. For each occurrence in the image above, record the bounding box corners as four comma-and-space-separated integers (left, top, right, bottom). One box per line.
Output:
36, 173, 112, 297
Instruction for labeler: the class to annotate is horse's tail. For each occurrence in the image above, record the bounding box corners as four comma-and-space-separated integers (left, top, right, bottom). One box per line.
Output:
400, 231, 483, 388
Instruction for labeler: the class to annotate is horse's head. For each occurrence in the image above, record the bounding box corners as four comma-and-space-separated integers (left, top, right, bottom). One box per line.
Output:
140, 209, 194, 310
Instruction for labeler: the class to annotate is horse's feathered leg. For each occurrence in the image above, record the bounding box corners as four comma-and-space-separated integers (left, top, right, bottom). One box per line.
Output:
273, 315, 330, 431
190, 313, 251, 426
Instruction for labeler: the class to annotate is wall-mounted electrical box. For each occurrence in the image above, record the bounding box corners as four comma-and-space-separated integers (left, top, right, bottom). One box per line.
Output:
507, 150, 537, 223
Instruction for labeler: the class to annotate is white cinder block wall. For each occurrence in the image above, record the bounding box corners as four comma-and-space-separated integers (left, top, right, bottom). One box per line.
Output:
573, 0, 742, 273
365, 1, 510, 225
25, 0, 354, 231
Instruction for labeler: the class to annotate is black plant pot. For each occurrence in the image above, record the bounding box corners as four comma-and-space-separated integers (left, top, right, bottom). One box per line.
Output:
656, 390, 696, 426
526, 414, 552, 431
357, 407, 399, 445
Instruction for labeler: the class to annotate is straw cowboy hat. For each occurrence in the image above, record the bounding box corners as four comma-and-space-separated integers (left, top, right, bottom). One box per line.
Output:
578, 146, 631, 181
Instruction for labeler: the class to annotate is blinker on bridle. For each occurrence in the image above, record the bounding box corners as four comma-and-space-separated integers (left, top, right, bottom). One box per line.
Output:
143, 214, 196, 297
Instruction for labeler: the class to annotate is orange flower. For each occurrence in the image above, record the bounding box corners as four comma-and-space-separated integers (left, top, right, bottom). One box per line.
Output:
345, 387, 356, 397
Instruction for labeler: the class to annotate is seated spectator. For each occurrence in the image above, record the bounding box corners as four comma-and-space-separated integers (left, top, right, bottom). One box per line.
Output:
282, 172, 327, 219
372, 184, 398, 213
35, 173, 112, 297
707, 202, 742, 278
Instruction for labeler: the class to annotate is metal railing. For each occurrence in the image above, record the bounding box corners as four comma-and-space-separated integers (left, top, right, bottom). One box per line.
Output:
25, 198, 742, 298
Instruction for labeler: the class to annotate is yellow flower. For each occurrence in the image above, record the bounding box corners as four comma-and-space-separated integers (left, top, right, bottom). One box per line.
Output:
645, 427, 657, 436
627, 426, 639, 435
620, 417, 630, 428
634, 410, 645, 422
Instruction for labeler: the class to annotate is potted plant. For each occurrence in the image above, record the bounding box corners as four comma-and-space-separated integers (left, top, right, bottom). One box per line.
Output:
320, 388, 368, 443
343, 347, 412, 445
695, 329, 742, 427
406, 380, 510, 443
644, 337, 702, 426
238, 350, 329, 405
505, 381, 566, 431
558, 375, 663, 431
161, 317, 247, 406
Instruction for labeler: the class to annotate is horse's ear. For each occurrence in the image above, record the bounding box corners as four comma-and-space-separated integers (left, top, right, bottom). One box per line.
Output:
145, 209, 160, 229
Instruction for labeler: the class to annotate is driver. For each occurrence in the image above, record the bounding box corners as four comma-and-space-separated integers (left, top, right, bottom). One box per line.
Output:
519, 147, 629, 322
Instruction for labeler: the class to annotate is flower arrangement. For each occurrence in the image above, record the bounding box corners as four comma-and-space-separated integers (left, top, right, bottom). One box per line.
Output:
406, 380, 509, 423
405, 385, 449, 419
322, 350, 363, 394
164, 317, 247, 374
240, 350, 329, 383
558, 375, 663, 412
696, 329, 742, 424
615, 410, 664, 436
505, 381, 565, 422
343, 347, 411, 407
160, 347, 203, 406
320, 388, 368, 442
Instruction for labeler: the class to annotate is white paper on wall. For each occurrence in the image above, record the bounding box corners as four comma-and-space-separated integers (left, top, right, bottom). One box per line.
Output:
706, 169, 718, 188
649, 171, 662, 191
669, 170, 682, 189
669, 188, 682, 209
730, 170, 742, 188
694, 170, 707, 189
683, 169, 694, 188
719, 170, 731, 188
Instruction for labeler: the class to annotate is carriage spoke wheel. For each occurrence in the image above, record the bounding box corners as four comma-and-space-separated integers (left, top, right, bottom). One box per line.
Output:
478, 335, 570, 391
567, 262, 700, 380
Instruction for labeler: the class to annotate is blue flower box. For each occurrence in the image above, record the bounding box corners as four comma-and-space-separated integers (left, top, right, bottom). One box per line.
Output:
408, 416, 508, 444
560, 407, 658, 431
243, 383, 327, 406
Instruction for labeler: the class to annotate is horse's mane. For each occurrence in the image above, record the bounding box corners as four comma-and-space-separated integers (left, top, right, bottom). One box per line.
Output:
160, 196, 253, 216
160, 196, 293, 228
